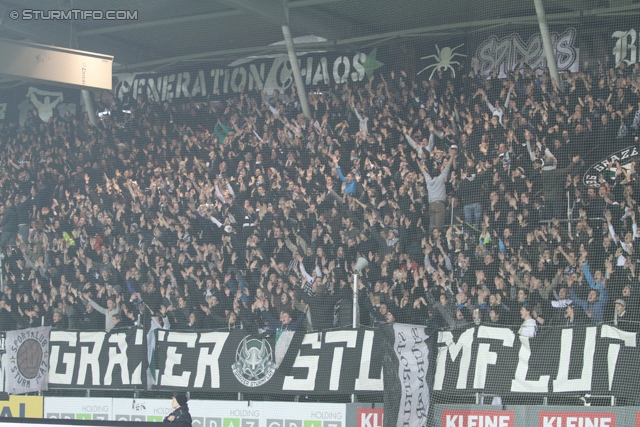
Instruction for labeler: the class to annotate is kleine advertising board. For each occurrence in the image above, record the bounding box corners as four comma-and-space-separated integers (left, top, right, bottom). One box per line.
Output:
441, 409, 515, 427
538, 412, 616, 427
357, 408, 383, 427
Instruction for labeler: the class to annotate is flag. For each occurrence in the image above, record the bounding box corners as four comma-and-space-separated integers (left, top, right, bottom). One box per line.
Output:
5, 326, 50, 394
146, 317, 163, 390
382, 323, 430, 427
274, 330, 295, 368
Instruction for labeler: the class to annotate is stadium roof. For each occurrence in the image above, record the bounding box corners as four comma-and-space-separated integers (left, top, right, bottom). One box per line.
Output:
0, 0, 638, 84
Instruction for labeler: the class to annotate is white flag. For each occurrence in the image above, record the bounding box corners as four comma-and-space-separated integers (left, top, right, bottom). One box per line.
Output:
382, 323, 430, 427
5, 327, 50, 394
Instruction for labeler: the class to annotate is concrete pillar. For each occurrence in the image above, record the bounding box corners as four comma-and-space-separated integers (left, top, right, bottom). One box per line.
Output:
281, 25, 311, 119
534, 0, 563, 92
82, 90, 98, 127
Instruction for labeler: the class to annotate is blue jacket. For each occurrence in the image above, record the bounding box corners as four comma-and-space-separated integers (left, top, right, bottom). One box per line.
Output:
581, 262, 606, 295
335, 167, 357, 196
569, 286, 608, 324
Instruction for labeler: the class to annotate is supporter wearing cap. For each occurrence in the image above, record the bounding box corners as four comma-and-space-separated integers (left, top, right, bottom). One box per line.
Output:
615, 299, 627, 316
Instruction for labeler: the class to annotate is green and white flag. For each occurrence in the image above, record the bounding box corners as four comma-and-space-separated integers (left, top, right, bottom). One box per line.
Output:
146, 317, 162, 390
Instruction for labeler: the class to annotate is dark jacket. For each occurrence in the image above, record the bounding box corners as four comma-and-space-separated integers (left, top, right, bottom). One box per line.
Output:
539, 161, 578, 202
258, 308, 305, 332
457, 171, 491, 206
305, 291, 338, 331
163, 406, 192, 427
0, 206, 19, 234
78, 307, 104, 331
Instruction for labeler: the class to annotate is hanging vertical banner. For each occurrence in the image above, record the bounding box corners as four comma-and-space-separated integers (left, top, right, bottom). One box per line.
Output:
4, 327, 50, 395
382, 323, 430, 427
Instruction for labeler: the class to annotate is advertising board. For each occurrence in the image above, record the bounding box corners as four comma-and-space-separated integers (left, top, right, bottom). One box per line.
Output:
538, 412, 615, 427
0, 396, 43, 418
44, 397, 112, 420
357, 408, 384, 427
43, 398, 346, 427
441, 409, 515, 427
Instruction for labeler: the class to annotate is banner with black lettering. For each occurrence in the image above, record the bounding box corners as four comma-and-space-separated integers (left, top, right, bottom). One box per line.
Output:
434, 324, 640, 398
4, 327, 50, 394
151, 328, 384, 394
382, 323, 429, 427
48, 328, 147, 388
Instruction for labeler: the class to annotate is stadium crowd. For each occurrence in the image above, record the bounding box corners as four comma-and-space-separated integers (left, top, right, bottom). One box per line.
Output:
0, 57, 640, 337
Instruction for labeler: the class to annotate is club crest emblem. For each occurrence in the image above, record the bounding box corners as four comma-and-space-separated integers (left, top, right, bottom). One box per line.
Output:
232, 336, 276, 387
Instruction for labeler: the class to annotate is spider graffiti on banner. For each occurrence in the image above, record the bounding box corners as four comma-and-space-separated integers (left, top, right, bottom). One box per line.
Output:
418, 44, 467, 80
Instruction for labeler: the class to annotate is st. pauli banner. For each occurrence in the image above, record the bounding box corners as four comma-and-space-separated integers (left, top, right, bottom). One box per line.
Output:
48, 329, 147, 388
116, 49, 386, 104
434, 324, 640, 398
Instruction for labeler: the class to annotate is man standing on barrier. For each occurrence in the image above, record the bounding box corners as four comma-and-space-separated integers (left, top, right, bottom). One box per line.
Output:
164, 393, 192, 427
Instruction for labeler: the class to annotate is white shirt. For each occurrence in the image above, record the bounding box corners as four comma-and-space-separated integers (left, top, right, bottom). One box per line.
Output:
519, 318, 537, 338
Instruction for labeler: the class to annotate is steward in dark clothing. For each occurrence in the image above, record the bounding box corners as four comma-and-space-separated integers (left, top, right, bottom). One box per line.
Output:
164, 393, 192, 427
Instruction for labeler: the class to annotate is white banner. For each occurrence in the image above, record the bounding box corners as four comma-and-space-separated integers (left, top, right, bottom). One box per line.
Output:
382, 324, 430, 427
5, 327, 50, 395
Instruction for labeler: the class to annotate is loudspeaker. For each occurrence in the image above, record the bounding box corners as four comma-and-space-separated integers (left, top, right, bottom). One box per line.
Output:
354, 257, 369, 273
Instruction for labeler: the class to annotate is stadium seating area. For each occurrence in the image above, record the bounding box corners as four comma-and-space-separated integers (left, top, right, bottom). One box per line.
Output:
0, 57, 639, 340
